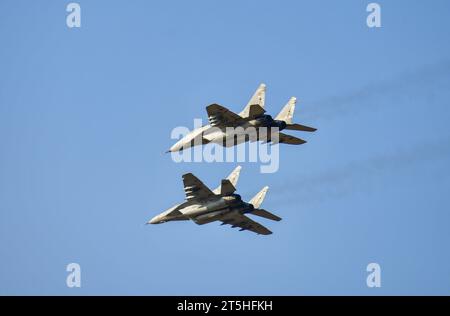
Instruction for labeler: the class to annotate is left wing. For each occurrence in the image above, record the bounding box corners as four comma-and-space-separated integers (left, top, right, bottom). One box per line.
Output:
182, 173, 215, 201
220, 212, 272, 235
206, 104, 245, 127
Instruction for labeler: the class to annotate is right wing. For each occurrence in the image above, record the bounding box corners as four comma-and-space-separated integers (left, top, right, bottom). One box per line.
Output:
206, 104, 245, 127
182, 173, 215, 201
220, 212, 272, 235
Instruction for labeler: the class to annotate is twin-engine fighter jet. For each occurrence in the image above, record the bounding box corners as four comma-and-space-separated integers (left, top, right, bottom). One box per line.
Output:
168, 84, 316, 152
147, 166, 281, 235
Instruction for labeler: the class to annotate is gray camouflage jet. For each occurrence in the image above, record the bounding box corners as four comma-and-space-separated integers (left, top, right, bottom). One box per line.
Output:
147, 166, 281, 235
168, 84, 316, 152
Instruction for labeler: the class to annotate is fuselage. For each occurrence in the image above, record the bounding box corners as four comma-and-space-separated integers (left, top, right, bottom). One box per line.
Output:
149, 194, 254, 225
169, 115, 287, 152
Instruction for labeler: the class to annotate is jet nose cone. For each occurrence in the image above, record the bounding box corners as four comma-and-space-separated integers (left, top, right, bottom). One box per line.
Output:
170, 136, 191, 153
170, 142, 183, 153
148, 216, 160, 224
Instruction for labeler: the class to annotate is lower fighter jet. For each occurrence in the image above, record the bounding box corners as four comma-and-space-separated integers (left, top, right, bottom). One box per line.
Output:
147, 166, 281, 235
168, 84, 316, 152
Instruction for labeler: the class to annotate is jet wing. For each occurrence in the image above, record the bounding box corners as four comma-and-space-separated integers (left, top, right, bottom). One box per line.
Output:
206, 104, 246, 127
182, 173, 215, 201
220, 213, 272, 235
275, 132, 307, 145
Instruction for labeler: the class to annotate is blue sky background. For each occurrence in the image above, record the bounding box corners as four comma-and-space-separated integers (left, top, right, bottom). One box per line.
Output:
1, 0, 450, 295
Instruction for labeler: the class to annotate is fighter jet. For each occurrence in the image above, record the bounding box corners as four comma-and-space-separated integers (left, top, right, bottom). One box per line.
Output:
147, 166, 281, 235
168, 84, 316, 152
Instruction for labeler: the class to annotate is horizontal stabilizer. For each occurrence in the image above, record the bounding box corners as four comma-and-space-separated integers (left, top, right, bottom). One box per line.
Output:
213, 165, 242, 194
274, 133, 306, 145
247, 104, 266, 118
239, 83, 266, 118
220, 179, 236, 196
251, 209, 282, 221
285, 123, 317, 132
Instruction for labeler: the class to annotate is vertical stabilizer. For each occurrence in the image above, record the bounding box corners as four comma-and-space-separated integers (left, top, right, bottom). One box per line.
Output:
275, 97, 296, 124
249, 186, 269, 208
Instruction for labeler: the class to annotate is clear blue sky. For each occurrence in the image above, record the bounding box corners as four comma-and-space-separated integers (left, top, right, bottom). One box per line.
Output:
1, 0, 450, 295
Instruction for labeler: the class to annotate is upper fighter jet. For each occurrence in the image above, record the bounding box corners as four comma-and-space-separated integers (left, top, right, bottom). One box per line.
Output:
147, 166, 281, 235
168, 84, 316, 152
